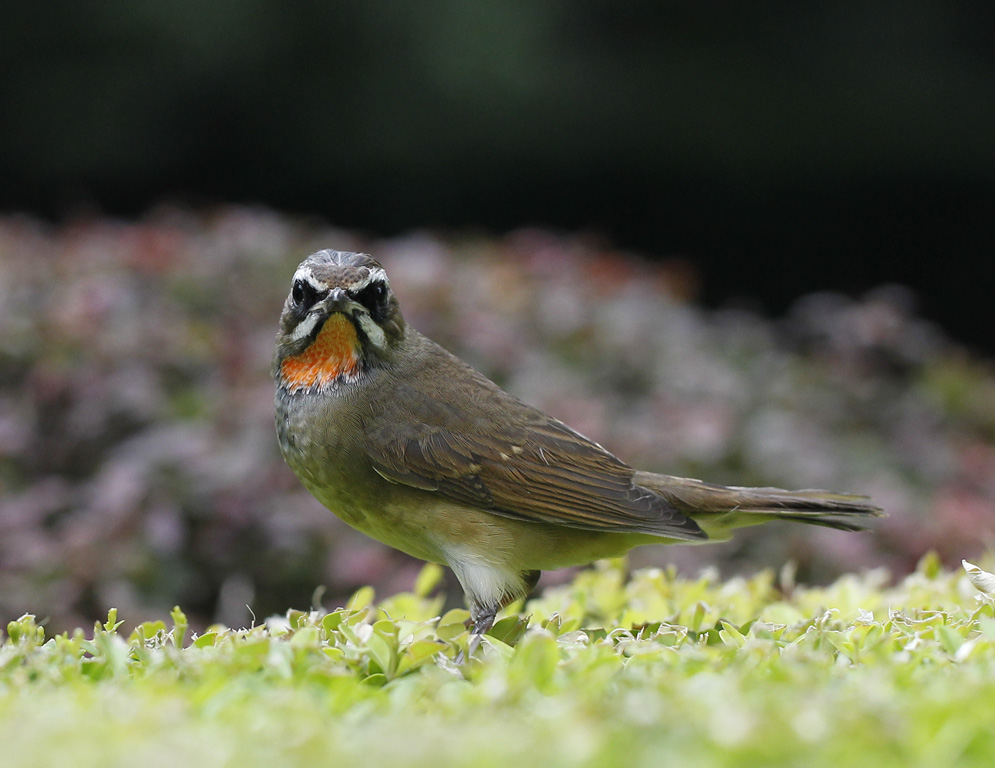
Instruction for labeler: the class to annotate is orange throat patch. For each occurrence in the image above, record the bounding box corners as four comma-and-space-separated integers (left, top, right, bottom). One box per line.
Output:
280, 313, 362, 392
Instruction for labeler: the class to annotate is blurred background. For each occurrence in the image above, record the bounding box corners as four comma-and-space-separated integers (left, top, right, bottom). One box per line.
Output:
1, 1, 994, 631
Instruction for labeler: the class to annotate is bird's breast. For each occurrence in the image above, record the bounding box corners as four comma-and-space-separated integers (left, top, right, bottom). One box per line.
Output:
279, 314, 361, 393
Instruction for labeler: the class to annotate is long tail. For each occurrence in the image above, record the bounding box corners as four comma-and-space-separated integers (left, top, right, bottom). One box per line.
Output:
634, 471, 883, 539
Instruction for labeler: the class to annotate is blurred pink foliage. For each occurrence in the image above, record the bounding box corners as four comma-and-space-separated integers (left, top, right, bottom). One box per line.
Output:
1, 207, 992, 630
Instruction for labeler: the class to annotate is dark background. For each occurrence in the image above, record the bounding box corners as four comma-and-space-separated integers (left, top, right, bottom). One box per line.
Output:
3, 1, 994, 350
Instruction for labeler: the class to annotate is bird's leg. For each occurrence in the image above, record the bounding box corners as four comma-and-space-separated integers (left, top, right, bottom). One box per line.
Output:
453, 603, 497, 664
449, 562, 541, 663
466, 604, 498, 660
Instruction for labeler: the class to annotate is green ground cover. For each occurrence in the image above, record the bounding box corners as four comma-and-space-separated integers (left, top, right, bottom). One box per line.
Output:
3, 557, 995, 768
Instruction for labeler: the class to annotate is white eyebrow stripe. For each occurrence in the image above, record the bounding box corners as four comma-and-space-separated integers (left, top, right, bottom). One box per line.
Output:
294, 265, 388, 292
352, 266, 389, 290
292, 265, 330, 290
369, 267, 389, 285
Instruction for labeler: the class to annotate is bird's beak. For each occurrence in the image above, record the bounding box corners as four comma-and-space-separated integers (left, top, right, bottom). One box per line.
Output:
321, 287, 358, 315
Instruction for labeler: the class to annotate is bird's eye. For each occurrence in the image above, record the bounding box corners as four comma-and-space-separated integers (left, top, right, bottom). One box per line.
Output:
291, 279, 315, 308
354, 280, 389, 316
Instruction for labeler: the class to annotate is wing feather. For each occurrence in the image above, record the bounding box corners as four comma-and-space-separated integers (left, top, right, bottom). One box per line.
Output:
367, 394, 704, 540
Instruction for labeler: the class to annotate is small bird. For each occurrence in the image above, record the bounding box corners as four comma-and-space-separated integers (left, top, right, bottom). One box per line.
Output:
274, 250, 881, 646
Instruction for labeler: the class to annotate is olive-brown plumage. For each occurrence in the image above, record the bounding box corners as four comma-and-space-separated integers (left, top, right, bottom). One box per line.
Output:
274, 250, 881, 643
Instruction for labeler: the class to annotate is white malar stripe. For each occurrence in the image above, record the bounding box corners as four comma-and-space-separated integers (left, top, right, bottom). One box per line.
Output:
289, 312, 321, 342
354, 311, 387, 349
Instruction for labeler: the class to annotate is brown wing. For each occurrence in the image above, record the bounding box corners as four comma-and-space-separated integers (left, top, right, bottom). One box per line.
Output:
365, 368, 705, 541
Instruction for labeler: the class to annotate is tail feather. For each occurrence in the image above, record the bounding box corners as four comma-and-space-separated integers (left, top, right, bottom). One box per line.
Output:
634, 471, 883, 539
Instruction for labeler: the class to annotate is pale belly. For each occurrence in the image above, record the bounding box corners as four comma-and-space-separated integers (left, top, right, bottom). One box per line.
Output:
302, 471, 673, 572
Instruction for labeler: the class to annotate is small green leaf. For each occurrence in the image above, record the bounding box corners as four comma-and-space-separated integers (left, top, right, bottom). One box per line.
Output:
170, 606, 189, 648
917, 550, 943, 579
488, 616, 529, 646
290, 626, 321, 648
367, 632, 396, 677
437, 621, 467, 643
6, 615, 44, 646
372, 619, 398, 640
414, 563, 444, 597
718, 621, 747, 648
437, 609, 471, 642
937, 625, 963, 656
102, 608, 123, 633
347, 586, 375, 611
322, 646, 346, 662
129, 620, 167, 645
396, 639, 445, 676
438, 608, 471, 626
322, 611, 345, 633
689, 601, 709, 632
977, 617, 995, 638
193, 632, 218, 648
510, 631, 559, 690
287, 610, 308, 630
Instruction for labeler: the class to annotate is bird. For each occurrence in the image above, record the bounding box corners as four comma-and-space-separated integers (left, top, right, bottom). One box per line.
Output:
273, 249, 881, 650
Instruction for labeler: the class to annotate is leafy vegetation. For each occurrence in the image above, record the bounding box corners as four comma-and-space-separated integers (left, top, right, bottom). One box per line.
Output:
4, 558, 995, 767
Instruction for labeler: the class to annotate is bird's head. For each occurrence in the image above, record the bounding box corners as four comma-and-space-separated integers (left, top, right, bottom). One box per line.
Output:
274, 250, 405, 393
